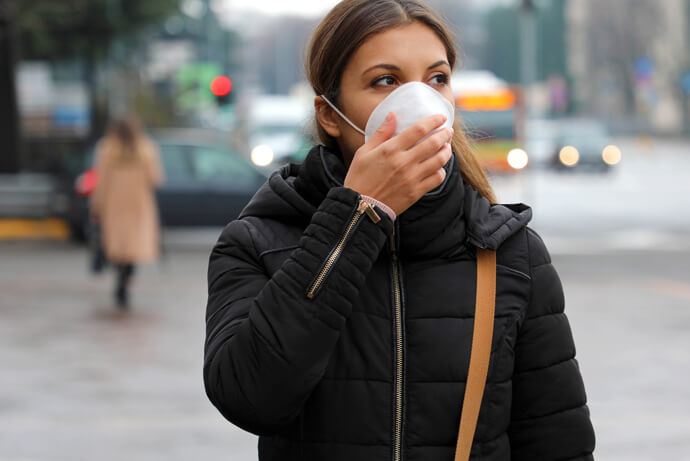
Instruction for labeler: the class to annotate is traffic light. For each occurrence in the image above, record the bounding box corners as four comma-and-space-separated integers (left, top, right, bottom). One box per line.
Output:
211, 76, 232, 106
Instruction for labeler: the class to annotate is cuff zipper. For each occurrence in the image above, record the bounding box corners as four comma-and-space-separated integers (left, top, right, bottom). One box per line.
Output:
306, 198, 380, 299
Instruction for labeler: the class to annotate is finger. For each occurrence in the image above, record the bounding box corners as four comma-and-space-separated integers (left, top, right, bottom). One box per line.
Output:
391, 114, 446, 151
406, 126, 453, 164
417, 142, 453, 178
417, 162, 448, 193
363, 112, 397, 150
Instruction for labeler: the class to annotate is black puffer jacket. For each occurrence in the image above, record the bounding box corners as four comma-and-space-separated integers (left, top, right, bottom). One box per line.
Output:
204, 145, 595, 461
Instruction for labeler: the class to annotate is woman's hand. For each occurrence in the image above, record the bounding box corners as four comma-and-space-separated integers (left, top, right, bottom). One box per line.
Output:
343, 113, 454, 216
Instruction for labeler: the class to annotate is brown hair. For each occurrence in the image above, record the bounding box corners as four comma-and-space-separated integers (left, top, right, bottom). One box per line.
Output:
104, 116, 147, 164
306, 0, 496, 203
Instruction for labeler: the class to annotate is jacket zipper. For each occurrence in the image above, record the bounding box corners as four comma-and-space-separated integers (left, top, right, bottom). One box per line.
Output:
390, 226, 404, 461
306, 198, 381, 299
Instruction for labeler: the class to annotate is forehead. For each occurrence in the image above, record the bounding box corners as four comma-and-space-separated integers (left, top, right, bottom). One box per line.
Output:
349, 22, 448, 70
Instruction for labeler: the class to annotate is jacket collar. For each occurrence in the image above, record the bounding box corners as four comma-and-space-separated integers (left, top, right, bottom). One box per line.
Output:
241, 145, 532, 258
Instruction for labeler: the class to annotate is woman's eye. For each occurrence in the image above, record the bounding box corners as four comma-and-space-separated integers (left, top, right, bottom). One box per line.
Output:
372, 75, 397, 87
429, 73, 449, 85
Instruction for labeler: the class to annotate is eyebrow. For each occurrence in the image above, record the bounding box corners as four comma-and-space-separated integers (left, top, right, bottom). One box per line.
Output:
362, 60, 450, 75
427, 60, 451, 70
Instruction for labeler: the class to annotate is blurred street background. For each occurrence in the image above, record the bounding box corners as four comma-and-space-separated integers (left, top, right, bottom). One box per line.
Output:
1, 0, 689, 459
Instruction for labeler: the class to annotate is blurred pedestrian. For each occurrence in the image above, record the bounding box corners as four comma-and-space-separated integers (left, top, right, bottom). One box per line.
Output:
91, 116, 163, 308
204, 1, 595, 460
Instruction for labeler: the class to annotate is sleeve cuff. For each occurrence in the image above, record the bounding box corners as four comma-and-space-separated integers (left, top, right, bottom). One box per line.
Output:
361, 195, 396, 221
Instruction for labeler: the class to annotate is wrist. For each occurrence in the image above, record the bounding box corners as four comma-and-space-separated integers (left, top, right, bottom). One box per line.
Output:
360, 195, 396, 221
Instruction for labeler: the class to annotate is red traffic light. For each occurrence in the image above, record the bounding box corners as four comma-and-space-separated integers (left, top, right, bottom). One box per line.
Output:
210, 76, 232, 97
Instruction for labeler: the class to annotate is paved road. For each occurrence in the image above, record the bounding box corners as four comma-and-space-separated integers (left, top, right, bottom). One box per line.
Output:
1, 240, 689, 460
491, 137, 690, 253
0, 243, 257, 461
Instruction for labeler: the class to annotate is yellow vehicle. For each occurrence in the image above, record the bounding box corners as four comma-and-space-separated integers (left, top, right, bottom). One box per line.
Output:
452, 71, 526, 174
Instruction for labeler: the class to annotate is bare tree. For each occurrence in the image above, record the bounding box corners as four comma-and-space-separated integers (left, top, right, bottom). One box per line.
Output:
583, 0, 662, 115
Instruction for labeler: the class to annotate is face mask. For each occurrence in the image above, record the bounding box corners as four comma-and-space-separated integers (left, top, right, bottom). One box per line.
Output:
320, 81, 455, 143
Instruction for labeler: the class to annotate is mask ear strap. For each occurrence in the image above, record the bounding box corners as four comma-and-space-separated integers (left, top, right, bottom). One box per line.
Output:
319, 95, 366, 136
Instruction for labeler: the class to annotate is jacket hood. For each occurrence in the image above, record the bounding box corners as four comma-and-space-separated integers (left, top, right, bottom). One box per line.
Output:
240, 145, 532, 256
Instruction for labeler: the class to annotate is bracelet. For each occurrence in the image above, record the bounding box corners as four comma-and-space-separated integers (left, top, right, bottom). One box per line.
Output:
361, 195, 396, 221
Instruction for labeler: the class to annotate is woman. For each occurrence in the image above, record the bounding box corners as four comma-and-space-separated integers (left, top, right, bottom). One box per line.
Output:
91, 116, 163, 308
204, 1, 595, 460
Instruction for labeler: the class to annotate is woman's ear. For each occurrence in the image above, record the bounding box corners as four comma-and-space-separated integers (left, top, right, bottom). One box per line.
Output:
314, 96, 342, 138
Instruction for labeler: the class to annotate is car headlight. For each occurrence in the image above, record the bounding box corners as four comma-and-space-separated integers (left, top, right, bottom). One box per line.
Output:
251, 145, 274, 167
507, 148, 529, 170
559, 146, 579, 167
602, 145, 622, 165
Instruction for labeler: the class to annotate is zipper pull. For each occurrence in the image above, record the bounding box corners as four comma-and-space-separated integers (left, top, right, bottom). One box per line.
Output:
389, 227, 397, 253
358, 199, 381, 224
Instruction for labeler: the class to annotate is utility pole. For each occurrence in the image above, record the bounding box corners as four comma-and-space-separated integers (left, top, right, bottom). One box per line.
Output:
107, 0, 124, 118
519, 0, 537, 119
0, 0, 20, 173
681, 0, 690, 137
517, 0, 538, 207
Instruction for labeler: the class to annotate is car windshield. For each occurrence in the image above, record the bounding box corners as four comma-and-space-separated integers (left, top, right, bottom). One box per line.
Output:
190, 145, 262, 187
159, 144, 192, 181
461, 110, 515, 140
157, 142, 263, 187
557, 123, 608, 147
561, 124, 606, 138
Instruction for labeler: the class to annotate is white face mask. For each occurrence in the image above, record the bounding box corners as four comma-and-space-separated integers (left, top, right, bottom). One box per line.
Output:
320, 81, 455, 143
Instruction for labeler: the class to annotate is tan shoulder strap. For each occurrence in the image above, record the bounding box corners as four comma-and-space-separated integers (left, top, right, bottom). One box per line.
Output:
454, 248, 496, 461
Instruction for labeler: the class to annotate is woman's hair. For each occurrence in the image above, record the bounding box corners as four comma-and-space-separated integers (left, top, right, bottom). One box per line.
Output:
306, 0, 496, 203
104, 116, 147, 164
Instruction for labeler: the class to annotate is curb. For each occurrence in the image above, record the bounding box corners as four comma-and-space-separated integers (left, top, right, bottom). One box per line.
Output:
0, 218, 70, 241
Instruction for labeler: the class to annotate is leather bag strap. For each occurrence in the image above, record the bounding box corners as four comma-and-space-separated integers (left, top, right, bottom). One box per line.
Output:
454, 249, 497, 461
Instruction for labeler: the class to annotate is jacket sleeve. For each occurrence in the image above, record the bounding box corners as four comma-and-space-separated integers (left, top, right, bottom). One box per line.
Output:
508, 228, 596, 460
203, 186, 393, 435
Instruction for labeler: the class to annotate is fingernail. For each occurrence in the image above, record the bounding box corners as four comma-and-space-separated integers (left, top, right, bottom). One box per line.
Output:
385, 112, 394, 123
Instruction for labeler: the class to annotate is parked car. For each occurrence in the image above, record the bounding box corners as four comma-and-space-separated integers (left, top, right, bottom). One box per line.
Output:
67, 129, 267, 242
